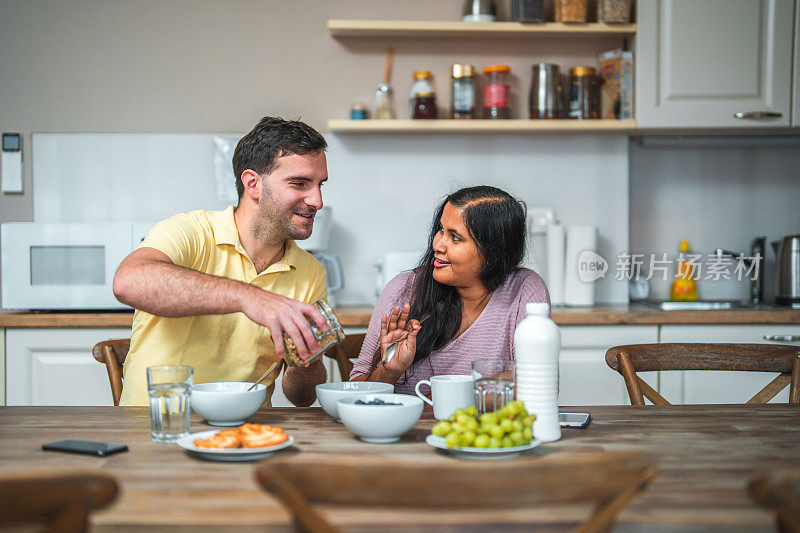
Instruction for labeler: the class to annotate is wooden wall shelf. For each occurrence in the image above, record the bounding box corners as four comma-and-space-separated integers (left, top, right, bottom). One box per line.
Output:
328, 20, 636, 39
327, 119, 637, 133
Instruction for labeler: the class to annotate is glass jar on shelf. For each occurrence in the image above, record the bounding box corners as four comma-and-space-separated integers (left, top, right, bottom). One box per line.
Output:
555, 0, 588, 23
482, 65, 511, 119
409, 71, 437, 119
374, 83, 395, 119
597, 0, 632, 23
451, 64, 476, 119
568, 66, 599, 119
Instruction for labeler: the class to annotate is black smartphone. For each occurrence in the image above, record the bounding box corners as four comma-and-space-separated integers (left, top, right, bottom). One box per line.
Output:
42, 440, 129, 457
559, 412, 591, 428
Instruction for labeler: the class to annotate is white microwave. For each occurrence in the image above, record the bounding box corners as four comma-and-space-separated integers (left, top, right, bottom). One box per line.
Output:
1, 222, 155, 310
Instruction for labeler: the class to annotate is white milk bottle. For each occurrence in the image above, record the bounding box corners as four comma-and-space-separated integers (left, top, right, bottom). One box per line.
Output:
514, 302, 561, 442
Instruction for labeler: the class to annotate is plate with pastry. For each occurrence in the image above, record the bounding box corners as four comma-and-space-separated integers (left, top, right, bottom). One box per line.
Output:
177, 423, 294, 462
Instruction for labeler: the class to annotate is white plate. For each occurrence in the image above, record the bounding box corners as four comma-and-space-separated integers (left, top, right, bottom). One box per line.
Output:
176, 430, 294, 462
425, 434, 542, 460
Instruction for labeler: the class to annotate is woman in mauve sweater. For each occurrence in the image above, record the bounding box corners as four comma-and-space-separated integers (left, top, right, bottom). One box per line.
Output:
350, 185, 550, 395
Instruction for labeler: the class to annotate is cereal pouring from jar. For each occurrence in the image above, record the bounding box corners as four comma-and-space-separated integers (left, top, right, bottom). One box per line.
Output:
193, 423, 289, 449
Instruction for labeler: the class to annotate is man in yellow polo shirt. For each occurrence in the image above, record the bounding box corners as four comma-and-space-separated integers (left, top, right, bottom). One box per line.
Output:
114, 116, 330, 406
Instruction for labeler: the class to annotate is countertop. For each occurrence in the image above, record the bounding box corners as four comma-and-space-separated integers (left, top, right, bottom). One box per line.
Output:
1, 304, 800, 328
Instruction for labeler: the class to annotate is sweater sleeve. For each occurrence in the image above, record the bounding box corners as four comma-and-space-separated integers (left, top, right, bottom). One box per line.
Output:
349, 272, 415, 380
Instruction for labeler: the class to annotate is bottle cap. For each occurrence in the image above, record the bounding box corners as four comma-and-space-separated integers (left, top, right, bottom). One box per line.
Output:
413, 70, 432, 79
571, 66, 597, 77
680, 238, 690, 252
526, 302, 550, 316
451, 64, 475, 78
483, 64, 511, 74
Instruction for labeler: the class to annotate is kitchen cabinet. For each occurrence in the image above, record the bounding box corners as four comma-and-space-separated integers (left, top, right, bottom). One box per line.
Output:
5, 328, 129, 406
636, 0, 795, 128
794, 1, 800, 127
658, 324, 800, 403
558, 325, 659, 405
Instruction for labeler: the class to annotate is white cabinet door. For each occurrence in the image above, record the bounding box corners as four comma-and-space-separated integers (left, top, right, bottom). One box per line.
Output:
559, 326, 659, 406
659, 325, 800, 404
6, 328, 130, 406
636, 0, 794, 128
794, 1, 800, 127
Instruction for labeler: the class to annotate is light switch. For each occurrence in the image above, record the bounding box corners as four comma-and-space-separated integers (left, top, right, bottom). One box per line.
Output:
2, 133, 23, 193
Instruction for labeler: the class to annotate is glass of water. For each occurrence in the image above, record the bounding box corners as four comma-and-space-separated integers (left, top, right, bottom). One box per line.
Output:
472, 360, 515, 414
147, 365, 193, 443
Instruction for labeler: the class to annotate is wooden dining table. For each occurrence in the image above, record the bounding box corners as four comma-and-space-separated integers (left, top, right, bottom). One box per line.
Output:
1, 404, 798, 532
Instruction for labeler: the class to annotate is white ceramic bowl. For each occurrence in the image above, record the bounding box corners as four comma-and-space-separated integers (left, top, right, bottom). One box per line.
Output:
337, 393, 424, 443
191, 382, 267, 426
315, 381, 394, 420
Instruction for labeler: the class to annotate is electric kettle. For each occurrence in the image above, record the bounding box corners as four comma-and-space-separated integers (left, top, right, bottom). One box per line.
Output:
771, 234, 800, 305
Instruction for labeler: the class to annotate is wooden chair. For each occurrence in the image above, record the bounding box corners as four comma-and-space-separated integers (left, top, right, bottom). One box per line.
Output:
605, 343, 800, 406
323, 333, 365, 381
749, 468, 800, 533
0, 472, 118, 532
256, 452, 657, 533
92, 339, 130, 406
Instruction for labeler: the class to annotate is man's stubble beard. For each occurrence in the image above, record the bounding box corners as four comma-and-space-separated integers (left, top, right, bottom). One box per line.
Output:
252, 181, 312, 245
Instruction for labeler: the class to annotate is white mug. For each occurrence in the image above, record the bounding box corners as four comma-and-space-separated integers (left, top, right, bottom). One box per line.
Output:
414, 375, 474, 420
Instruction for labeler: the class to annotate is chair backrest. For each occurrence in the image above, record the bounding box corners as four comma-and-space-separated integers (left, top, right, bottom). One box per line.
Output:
324, 333, 365, 381
256, 452, 656, 533
605, 343, 800, 405
749, 468, 800, 533
92, 339, 130, 406
0, 472, 118, 532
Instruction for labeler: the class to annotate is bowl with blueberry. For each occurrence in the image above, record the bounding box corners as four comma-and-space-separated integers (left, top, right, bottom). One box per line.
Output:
337, 393, 424, 443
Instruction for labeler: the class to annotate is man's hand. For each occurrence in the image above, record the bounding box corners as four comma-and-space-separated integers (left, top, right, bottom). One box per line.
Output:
240, 292, 328, 363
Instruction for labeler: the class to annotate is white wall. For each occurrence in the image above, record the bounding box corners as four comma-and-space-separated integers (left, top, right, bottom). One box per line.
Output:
629, 139, 800, 303
27, 132, 630, 307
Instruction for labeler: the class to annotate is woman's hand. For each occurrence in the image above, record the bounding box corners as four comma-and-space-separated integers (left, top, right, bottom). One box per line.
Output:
380, 304, 422, 373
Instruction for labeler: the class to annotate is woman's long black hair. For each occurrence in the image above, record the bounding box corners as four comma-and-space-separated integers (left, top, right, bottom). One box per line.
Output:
405, 185, 526, 373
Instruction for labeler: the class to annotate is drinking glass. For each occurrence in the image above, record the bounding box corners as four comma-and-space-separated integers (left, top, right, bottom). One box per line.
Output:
147, 365, 193, 443
471, 360, 515, 414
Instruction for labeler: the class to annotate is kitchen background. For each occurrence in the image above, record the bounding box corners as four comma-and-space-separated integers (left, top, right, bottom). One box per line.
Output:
1, 0, 799, 309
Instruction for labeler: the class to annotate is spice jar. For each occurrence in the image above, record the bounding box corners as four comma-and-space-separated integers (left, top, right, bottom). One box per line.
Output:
555, 0, 588, 23
412, 92, 438, 119
597, 0, 632, 23
511, 0, 545, 22
451, 64, 476, 119
409, 71, 437, 119
374, 83, 395, 119
483, 65, 511, 119
282, 299, 345, 367
568, 66, 599, 119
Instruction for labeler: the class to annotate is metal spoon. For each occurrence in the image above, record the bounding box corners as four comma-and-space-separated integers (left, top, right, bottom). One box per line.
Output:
381, 315, 429, 365
247, 361, 280, 392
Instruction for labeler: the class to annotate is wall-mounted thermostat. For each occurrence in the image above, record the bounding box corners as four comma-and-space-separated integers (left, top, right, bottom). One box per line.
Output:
2, 133, 23, 193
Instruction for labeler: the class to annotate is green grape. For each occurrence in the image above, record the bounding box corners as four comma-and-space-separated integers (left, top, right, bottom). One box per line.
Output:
461, 430, 476, 446
501, 436, 514, 448
489, 437, 502, 448
474, 434, 490, 448
509, 431, 526, 446
506, 401, 521, 416
466, 405, 478, 416
522, 427, 533, 441
455, 413, 470, 426
431, 421, 451, 437
445, 432, 461, 448
512, 419, 524, 432
465, 418, 479, 431
448, 413, 458, 422
452, 423, 467, 434
489, 425, 504, 439
479, 413, 498, 426
500, 419, 514, 434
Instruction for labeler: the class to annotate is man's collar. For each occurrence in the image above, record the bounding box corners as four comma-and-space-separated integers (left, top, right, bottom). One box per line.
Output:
212, 206, 299, 270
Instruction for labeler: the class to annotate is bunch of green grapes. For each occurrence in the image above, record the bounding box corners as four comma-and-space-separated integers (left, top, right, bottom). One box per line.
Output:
430, 401, 536, 448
